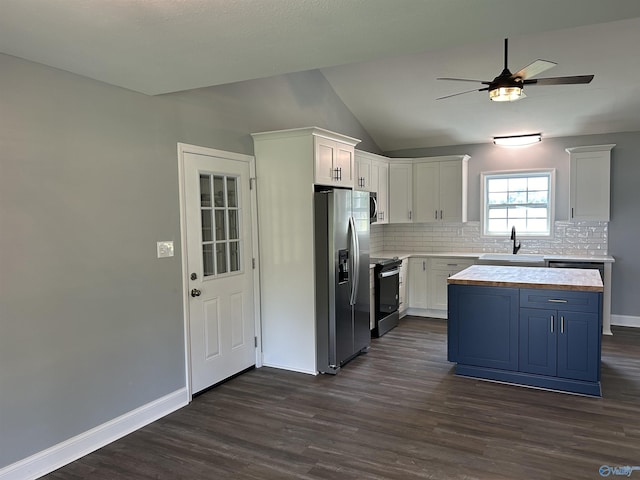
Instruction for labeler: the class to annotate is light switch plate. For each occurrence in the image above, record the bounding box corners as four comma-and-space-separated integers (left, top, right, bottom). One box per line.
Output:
157, 241, 174, 258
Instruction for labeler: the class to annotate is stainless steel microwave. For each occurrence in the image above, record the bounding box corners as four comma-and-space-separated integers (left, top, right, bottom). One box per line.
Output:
369, 192, 378, 224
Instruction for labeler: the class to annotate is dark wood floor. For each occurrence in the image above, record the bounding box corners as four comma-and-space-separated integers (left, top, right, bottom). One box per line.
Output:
44, 317, 640, 480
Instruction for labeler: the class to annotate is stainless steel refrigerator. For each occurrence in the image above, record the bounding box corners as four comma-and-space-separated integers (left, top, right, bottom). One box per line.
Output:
315, 188, 370, 374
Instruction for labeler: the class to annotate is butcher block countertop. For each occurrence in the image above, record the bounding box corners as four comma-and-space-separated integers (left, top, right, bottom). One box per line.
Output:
448, 265, 604, 292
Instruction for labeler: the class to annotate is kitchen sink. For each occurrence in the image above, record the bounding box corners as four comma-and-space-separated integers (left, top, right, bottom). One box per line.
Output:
477, 253, 546, 267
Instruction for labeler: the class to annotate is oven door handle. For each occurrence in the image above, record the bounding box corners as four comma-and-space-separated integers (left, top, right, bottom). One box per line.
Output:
379, 269, 400, 278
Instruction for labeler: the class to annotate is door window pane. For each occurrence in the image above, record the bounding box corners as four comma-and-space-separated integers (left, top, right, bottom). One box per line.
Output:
214, 176, 225, 207
216, 243, 227, 275
227, 178, 237, 208
228, 210, 239, 239
201, 210, 213, 242
200, 175, 212, 207
215, 210, 226, 240
203, 244, 214, 277
229, 241, 240, 272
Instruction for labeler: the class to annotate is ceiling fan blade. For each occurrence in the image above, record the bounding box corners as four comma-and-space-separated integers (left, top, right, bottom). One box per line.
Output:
437, 77, 491, 85
513, 59, 557, 80
436, 87, 488, 100
524, 75, 594, 86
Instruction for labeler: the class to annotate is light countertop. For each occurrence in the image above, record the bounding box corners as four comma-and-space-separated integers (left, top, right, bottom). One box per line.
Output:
447, 265, 604, 292
371, 251, 615, 263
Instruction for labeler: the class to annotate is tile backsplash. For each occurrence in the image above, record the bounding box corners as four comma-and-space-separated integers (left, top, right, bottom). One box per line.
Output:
371, 221, 608, 257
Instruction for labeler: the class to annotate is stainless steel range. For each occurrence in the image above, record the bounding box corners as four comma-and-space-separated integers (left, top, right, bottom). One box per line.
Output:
371, 257, 402, 337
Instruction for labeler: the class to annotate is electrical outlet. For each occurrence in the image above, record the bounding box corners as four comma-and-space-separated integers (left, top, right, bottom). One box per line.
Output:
157, 241, 174, 258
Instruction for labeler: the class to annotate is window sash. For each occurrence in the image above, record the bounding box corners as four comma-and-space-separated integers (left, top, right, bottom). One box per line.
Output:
482, 170, 554, 237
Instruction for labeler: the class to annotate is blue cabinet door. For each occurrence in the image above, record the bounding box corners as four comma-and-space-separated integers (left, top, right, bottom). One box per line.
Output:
519, 308, 557, 376
557, 310, 600, 382
450, 285, 519, 371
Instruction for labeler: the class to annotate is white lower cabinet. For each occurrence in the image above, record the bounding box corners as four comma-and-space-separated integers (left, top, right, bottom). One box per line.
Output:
427, 258, 475, 313
408, 256, 475, 318
398, 258, 408, 317
369, 268, 375, 330
408, 258, 428, 310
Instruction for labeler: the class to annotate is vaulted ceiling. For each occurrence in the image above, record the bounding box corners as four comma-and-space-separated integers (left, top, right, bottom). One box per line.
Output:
3, 0, 640, 150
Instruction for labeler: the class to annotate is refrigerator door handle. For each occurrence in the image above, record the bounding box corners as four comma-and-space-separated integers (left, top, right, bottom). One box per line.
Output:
348, 216, 359, 306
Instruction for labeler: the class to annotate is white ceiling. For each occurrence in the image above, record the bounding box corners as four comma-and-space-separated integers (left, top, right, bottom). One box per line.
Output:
3, 0, 640, 150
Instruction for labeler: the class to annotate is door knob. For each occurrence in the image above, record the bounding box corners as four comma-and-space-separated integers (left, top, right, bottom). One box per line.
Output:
191, 289, 201, 297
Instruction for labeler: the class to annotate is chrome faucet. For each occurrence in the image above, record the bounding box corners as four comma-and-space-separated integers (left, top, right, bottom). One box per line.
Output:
511, 226, 521, 254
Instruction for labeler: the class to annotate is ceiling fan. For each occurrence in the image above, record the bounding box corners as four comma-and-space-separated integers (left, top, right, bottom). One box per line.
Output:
436, 38, 594, 101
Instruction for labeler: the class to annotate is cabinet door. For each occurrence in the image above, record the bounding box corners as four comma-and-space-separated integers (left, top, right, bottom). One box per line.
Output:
439, 160, 464, 222
408, 258, 428, 309
398, 259, 408, 314
369, 268, 375, 330
428, 270, 450, 311
413, 162, 439, 223
355, 157, 371, 191
373, 161, 389, 224
335, 143, 354, 188
314, 137, 337, 186
519, 308, 557, 376
557, 310, 600, 382
427, 258, 475, 311
570, 151, 610, 221
314, 138, 354, 188
389, 163, 413, 223
449, 285, 519, 371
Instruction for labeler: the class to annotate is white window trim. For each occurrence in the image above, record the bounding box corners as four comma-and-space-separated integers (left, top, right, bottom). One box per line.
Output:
480, 168, 556, 239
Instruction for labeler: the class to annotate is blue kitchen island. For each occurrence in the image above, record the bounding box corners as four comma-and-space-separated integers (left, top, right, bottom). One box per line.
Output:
447, 265, 604, 396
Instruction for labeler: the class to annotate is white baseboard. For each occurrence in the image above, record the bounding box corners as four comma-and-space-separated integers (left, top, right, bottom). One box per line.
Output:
611, 314, 640, 329
0, 387, 189, 480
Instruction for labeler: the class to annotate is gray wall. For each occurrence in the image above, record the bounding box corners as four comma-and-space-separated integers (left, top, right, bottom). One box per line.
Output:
388, 131, 640, 317
0, 53, 379, 469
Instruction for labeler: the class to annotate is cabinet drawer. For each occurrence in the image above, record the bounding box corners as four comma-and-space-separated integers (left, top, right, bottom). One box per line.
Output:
429, 258, 474, 271
520, 289, 601, 313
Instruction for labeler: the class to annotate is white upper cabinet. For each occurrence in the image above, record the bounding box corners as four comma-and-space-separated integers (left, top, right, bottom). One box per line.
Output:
314, 134, 358, 188
413, 156, 468, 223
566, 144, 614, 222
389, 162, 413, 223
355, 150, 390, 224
354, 153, 372, 191
372, 160, 389, 224
388, 155, 469, 224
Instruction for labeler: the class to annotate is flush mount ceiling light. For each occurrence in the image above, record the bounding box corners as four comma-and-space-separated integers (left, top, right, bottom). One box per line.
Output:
493, 133, 542, 146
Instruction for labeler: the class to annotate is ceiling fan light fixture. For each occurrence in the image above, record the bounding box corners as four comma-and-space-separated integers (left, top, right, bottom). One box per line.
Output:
489, 85, 523, 102
493, 133, 542, 146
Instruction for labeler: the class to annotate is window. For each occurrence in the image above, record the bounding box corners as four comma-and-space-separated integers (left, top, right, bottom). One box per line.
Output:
481, 170, 555, 237
200, 173, 242, 276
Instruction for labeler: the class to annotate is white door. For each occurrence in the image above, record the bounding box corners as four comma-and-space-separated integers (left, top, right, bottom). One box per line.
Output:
183, 150, 256, 394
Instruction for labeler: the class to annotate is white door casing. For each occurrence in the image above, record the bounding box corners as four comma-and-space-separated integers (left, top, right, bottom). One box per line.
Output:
178, 143, 261, 396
